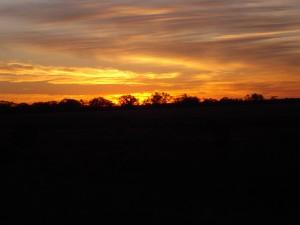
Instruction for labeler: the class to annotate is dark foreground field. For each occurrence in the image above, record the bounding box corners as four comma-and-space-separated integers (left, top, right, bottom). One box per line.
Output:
2, 103, 300, 224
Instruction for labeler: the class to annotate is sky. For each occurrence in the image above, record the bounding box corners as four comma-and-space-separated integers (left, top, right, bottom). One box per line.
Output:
0, 0, 300, 102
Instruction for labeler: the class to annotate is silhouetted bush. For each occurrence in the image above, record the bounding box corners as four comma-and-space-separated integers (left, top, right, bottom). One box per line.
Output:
219, 97, 242, 104
31, 101, 58, 112
15, 103, 30, 112
0, 101, 14, 113
58, 99, 83, 111
89, 97, 114, 110
203, 98, 218, 105
174, 94, 200, 107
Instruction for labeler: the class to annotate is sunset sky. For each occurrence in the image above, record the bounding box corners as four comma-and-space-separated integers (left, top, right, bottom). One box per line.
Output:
0, 0, 300, 102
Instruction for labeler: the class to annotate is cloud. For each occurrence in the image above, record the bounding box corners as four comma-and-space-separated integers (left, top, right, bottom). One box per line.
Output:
0, 0, 299, 100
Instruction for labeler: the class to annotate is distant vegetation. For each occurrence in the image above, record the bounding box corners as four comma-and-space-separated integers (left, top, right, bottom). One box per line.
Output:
1, 92, 299, 113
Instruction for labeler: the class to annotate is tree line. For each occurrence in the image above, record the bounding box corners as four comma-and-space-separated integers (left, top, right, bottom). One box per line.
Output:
0, 92, 299, 113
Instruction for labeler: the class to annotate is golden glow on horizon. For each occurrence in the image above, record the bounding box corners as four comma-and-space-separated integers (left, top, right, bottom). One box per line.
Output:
0, 62, 140, 84
0, 92, 154, 104
0, 59, 299, 103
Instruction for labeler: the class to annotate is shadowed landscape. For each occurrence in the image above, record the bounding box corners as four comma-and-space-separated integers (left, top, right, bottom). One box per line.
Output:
2, 95, 300, 224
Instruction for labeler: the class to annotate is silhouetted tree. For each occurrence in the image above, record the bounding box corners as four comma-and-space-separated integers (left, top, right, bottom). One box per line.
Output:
89, 97, 114, 109
174, 94, 200, 106
118, 95, 139, 107
245, 93, 265, 102
144, 92, 173, 106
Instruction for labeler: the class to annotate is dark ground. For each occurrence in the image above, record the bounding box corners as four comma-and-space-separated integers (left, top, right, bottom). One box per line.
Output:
2, 102, 300, 224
